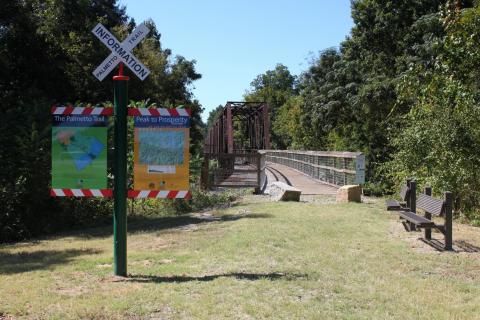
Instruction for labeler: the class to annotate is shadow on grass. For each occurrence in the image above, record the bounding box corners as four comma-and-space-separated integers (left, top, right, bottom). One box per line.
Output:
0, 248, 102, 274
218, 213, 273, 221
420, 238, 480, 253
75, 212, 273, 239
125, 272, 307, 283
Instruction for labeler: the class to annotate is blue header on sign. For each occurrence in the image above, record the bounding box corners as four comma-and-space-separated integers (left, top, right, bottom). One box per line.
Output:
52, 115, 107, 127
134, 116, 190, 128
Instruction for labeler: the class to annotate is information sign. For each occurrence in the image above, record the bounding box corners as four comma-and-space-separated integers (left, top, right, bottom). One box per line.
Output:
91, 23, 150, 81
128, 108, 190, 197
51, 106, 112, 196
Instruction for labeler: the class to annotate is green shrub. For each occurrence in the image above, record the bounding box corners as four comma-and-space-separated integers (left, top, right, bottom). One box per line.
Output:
127, 186, 244, 217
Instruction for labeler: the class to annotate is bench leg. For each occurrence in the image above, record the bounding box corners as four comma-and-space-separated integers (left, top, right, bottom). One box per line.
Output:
409, 222, 417, 232
425, 212, 432, 240
409, 181, 417, 232
444, 192, 453, 251
445, 222, 452, 250
402, 221, 411, 232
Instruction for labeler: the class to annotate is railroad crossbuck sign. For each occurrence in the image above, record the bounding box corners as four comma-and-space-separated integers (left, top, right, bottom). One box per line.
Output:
92, 23, 150, 81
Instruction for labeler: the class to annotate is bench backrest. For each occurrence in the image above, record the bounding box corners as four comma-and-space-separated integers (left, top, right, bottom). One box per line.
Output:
417, 193, 444, 216
399, 184, 410, 201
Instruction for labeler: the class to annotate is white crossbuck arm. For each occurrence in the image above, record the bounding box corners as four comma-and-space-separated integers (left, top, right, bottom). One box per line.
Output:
92, 23, 151, 81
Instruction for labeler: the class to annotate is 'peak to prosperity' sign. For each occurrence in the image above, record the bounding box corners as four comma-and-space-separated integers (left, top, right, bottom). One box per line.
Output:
129, 108, 191, 196
92, 23, 150, 81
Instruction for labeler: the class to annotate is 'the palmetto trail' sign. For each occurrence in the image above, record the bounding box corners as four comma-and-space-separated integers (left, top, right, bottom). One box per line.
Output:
50, 105, 113, 197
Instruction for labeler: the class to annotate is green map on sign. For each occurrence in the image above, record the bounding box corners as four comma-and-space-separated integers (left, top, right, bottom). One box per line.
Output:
139, 130, 184, 165
51, 127, 107, 189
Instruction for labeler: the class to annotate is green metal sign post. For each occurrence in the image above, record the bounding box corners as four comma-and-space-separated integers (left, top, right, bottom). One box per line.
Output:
92, 22, 151, 276
113, 64, 129, 276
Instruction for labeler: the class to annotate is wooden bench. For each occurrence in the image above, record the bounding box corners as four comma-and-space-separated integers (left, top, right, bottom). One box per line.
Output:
386, 179, 412, 211
398, 185, 453, 250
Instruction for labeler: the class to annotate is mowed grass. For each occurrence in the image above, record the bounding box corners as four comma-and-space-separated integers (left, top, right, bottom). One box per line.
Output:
1, 196, 480, 319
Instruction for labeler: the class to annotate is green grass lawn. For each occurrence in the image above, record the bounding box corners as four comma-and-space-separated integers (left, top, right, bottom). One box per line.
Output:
1, 196, 480, 319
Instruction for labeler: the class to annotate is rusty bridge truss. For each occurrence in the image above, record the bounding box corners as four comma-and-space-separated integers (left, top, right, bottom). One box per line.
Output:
202, 102, 270, 192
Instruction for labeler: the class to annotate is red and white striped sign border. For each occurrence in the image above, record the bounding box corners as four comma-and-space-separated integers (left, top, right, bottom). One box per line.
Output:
50, 189, 113, 197
51, 105, 113, 116
128, 108, 191, 117
128, 190, 191, 199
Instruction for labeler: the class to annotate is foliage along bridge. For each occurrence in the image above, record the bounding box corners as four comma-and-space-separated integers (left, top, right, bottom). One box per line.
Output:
201, 102, 366, 195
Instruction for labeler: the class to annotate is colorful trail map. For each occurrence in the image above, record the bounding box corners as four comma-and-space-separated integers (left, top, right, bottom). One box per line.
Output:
139, 130, 184, 165
133, 115, 190, 191
51, 115, 108, 189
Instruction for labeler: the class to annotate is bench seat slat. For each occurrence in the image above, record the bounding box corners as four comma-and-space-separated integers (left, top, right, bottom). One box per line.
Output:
386, 184, 410, 211
417, 194, 444, 216
398, 210, 435, 228
386, 199, 404, 211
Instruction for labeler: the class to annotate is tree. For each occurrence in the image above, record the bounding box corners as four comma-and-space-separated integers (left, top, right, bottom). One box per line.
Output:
387, 3, 480, 215
205, 104, 224, 131
0, 0, 204, 242
244, 64, 297, 149
274, 96, 303, 148
291, 0, 448, 190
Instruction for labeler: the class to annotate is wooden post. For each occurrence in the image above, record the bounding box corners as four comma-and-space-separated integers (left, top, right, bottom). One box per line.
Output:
444, 191, 453, 250
409, 181, 417, 231
424, 186, 432, 240
406, 179, 412, 209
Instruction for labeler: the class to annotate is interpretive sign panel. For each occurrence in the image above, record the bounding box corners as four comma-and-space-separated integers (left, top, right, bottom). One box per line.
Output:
355, 154, 366, 184
128, 108, 191, 198
50, 106, 112, 197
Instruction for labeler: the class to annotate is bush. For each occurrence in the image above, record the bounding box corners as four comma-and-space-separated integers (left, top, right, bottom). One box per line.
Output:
127, 186, 244, 217
386, 6, 480, 216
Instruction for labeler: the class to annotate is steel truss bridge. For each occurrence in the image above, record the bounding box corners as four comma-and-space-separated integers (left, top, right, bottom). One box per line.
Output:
201, 102, 365, 194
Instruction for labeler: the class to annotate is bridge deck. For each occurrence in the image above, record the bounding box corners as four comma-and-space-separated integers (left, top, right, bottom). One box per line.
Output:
265, 162, 338, 195
214, 164, 258, 188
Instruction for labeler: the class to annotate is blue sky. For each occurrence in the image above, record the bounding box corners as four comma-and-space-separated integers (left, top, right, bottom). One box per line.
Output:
119, 0, 353, 121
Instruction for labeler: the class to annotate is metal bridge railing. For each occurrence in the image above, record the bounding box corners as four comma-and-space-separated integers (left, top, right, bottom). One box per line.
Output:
263, 150, 365, 187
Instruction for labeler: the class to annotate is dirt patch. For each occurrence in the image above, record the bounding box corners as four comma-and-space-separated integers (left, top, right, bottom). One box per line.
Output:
147, 306, 177, 320
55, 286, 87, 297
300, 195, 336, 204
388, 216, 480, 258
130, 236, 170, 251
96, 263, 112, 268
100, 275, 129, 283
175, 224, 199, 231
192, 208, 252, 221
361, 196, 378, 204
191, 211, 221, 221
130, 259, 174, 267
131, 260, 153, 267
